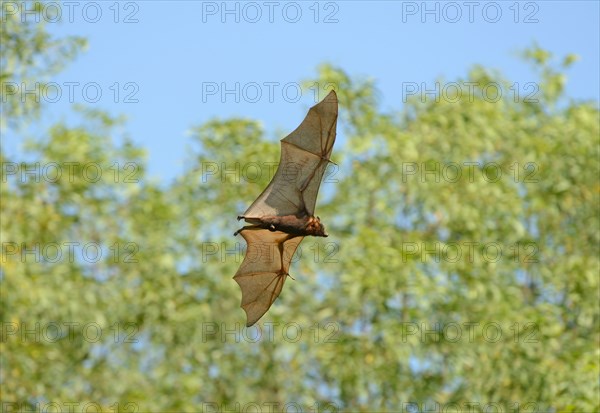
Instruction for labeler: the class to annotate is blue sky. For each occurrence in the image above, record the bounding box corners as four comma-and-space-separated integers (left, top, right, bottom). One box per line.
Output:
8, 1, 600, 182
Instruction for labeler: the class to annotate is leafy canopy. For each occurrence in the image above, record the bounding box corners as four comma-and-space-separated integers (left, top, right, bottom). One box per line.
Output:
2, 9, 598, 411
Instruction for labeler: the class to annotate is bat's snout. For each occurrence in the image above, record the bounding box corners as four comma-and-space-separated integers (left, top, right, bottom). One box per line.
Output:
320, 221, 328, 237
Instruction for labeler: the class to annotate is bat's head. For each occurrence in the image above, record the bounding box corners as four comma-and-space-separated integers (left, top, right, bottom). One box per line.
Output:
306, 216, 328, 237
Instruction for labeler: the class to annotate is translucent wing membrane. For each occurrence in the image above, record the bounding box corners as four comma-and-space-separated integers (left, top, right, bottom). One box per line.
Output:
234, 230, 304, 326
243, 90, 338, 218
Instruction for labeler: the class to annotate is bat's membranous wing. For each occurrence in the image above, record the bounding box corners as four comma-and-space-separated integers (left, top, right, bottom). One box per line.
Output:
243, 90, 338, 218
234, 230, 304, 326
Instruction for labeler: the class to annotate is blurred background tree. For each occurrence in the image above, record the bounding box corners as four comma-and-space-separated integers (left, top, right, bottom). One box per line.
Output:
1, 0, 86, 129
2, 4, 598, 412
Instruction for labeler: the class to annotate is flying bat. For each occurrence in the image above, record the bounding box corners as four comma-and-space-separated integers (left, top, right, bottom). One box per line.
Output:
233, 90, 338, 326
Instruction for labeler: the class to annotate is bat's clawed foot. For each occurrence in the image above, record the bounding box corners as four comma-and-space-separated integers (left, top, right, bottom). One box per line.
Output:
237, 215, 245, 221
234, 224, 263, 236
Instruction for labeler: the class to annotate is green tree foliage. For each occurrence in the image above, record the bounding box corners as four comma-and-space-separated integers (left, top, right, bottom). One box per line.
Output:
2, 10, 598, 412
1, 1, 86, 129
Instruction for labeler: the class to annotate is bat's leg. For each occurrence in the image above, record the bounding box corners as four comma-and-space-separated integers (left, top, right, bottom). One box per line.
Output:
233, 225, 262, 236
238, 216, 263, 225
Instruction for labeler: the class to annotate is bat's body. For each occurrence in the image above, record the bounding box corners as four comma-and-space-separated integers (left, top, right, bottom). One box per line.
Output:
233, 90, 338, 326
236, 214, 328, 238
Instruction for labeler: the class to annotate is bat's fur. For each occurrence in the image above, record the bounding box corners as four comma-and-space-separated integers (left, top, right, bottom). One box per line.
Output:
236, 214, 328, 237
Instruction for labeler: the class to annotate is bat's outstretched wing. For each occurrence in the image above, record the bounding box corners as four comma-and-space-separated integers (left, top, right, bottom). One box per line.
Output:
243, 90, 338, 218
234, 91, 338, 326
234, 230, 304, 326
